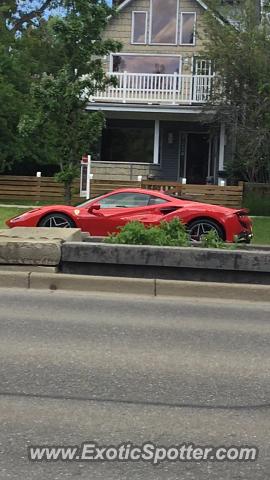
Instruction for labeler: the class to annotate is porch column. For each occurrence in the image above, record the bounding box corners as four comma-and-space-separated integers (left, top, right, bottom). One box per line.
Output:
153, 120, 160, 164
218, 123, 225, 172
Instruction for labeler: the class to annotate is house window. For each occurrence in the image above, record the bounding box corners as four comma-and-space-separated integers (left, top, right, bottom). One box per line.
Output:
180, 13, 196, 45
112, 55, 180, 74
101, 120, 155, 164
194, 58, 212, 75
132, 11, 147, 44
150, 0, 178, 44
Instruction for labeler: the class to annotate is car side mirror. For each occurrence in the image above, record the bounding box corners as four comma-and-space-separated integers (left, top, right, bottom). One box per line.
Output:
88, 204, 101, 214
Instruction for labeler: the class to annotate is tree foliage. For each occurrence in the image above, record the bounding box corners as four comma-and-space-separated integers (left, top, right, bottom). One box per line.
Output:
203, 0, 270, 183
0, 0, 121, 201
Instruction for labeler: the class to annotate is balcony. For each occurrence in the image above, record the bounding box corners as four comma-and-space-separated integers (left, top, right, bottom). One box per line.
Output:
90, 72, 216, 106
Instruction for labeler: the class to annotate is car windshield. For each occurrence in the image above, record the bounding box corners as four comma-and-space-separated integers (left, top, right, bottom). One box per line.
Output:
77, 192, 170, 208
77, 195, 104, 207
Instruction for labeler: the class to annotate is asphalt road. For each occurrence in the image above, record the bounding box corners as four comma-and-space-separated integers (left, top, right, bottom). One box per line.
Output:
0, 288, 270, 480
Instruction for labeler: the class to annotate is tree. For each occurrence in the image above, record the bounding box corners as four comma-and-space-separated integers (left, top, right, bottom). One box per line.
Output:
202, 0, 270, 183
0, 1, 62, 173
0, 6, 27, 172
19, 0, 121, 202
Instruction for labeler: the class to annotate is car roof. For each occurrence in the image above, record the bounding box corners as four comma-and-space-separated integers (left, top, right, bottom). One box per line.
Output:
101, 187, 176, 200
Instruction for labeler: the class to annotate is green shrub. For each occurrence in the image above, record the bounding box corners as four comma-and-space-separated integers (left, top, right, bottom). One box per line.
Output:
105, 218, 190, 247
106, 219, 233, 249
200, 230, 228, 249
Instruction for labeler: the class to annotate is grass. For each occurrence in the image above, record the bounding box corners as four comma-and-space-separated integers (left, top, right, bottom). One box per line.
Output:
0, 207, 28, 229
243, 193, 270, 216
251, 217, 270, 245
0, 206, 269, 245
0, 199, 55, 206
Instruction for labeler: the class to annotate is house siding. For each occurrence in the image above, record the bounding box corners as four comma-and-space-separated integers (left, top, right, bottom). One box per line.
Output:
91, 0, 225, 184
103, 0, 207, 71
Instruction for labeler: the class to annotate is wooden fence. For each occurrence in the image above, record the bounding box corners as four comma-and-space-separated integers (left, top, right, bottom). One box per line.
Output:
141, 180, 244, 209
0, 175, 80, 204
0, 175, 244, 208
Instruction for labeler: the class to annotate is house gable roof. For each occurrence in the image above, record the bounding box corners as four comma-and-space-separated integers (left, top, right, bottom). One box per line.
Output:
115, 0, 226, 25
117, 0, 210, 13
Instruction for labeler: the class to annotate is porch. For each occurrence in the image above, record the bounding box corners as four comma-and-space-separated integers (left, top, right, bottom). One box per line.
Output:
91, 72, 216, 105
95, 117, 226, 185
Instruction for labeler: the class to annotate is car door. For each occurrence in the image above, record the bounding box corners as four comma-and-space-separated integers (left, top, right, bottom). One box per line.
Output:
81, 192, 168, 236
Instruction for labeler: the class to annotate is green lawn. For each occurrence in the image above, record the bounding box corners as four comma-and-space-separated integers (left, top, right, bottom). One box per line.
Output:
252, 217, 270, 245
0, 207, 28, 229
0, 207, 269, 245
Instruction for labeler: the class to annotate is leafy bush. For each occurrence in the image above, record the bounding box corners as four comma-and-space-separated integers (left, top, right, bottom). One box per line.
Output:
105, 219, 233, 249
200, 230, 228, 249
105, 218, 190, 247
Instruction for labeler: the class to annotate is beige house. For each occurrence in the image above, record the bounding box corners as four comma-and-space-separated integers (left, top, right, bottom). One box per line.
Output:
88, 0, 228, 184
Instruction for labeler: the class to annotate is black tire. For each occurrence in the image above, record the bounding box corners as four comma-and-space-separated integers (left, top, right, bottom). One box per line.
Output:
38, 213, 75, 228
187, 218, 225, 242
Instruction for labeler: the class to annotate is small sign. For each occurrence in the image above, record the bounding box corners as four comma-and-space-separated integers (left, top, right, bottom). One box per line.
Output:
80, 155, 91, 198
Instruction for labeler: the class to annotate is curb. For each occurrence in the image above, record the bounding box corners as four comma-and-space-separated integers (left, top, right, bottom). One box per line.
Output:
29, 272, 154, 296
0, 271, 30, 289
0, 271, 270, 302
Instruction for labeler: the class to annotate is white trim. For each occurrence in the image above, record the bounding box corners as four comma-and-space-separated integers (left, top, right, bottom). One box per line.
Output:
109, 52, 182, 74
93, 161, 154, 165
180, 12, 196, 46
153, 120, 160, 164
115, 0, 224, 26
86, 103, 216, 115
131, 11, 148, 45
149, 0, 179, 46
118, 0, 209, 13
218, 123, 225, 171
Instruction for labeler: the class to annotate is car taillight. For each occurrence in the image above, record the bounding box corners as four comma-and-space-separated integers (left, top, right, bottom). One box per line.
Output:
236, 210, 251, 228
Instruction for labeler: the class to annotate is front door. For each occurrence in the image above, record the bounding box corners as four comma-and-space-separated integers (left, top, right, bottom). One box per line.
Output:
185, 133, 209, 184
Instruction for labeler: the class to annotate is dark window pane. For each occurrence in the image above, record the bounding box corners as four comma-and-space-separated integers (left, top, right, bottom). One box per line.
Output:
181, 13, 195, 45
148, 196, 167, 205
112, 55, 180, 74
132, 12, 147, 43
101, 120, 154, 163
151, 0, 177, 44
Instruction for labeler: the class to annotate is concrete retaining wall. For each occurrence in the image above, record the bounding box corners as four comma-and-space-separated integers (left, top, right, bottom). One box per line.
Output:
61, 243, 270, 285
0, 228, 82, 266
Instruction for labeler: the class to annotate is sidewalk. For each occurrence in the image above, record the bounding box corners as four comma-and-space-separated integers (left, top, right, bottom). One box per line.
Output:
0, 270, 269, 303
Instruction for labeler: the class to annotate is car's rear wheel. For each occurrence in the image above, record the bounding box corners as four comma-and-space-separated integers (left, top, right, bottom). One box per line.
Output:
187, 219, 225, 242
38, 213, 75, 228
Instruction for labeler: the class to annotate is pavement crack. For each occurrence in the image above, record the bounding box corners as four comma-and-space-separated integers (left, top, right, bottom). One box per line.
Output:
0, 391, 269, 411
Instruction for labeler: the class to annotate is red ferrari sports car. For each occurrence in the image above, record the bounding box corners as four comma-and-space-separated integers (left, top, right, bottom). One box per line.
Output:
6, 187, 253, 242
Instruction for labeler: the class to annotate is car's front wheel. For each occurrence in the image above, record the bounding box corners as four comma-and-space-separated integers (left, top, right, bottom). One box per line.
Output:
187, 219, 225, 242
38, 213, 75, 228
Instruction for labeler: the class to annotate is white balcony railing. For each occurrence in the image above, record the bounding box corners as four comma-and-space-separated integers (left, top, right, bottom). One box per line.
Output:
91, 72, 216, 105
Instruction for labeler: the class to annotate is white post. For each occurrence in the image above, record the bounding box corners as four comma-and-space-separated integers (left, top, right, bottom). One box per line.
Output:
86, 155, 91, 200
218, 123, 226, 186
218, 178, 226, 187
218, 123, 225, 172
123, 71, 127, 103
36, 172, 41, 178
153, 120, 160, 165
191, 75, 196, 104
172, 72, 177, 105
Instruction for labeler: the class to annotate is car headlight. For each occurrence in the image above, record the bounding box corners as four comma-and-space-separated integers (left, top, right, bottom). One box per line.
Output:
10, 213, 29, 222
